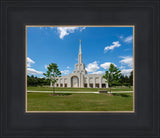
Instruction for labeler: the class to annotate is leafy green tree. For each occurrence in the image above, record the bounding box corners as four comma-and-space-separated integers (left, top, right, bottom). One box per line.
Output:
103, 63, 121, 93
129, 71, 133, 86
27, 75, 50, 86
119, 74, 125, 86
118, 70, 133, 87
43, 63, 61, 94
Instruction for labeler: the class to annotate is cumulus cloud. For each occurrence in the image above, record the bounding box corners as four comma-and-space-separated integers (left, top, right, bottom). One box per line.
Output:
44, 65, 48, 69
86, 61, 100, 72
66, 66, 70, 69
121, 69, 133, 76
119, 66, 125, 69
119, 56, 133, 68
61, 70, 70, 75
80, 27, 86, 32
57, 27, 86, 39
124, 35, 133, 43
91, 71, 105, 74
100, 62, 116, 69
104, 41, 121, 52
27, 68, 43, 75
27, 57, 35, 67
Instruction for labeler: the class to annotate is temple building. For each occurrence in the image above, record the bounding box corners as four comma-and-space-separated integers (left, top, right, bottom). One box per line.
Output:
51, 40, 108, 88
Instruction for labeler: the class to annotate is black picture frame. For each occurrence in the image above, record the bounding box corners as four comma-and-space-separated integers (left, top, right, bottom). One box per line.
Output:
0, 0, 159, 137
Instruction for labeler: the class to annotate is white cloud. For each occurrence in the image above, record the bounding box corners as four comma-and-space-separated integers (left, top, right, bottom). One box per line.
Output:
124, 35, 133, 43
61, 70, 70, 75
57, 27, 85, 39
44, 65, 48, 69
27, 68, 43, 75
80, 27, 86, 32
119, 56, 133, 68
121, 69, 133, 76
85, 61, 100, 72
119, 66, 125, 69
91, 71, 104, 74
104, 41, 121, 52
27, 57, 35, 67
66, 66, 70, 69
100, 62, 116, 69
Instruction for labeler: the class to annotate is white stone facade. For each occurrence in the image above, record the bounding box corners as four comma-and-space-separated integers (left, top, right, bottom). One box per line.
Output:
51, 40, 108, 88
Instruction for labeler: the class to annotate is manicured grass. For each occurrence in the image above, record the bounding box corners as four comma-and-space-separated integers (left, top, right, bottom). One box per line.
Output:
27, 86, 133, 92
27, 92, 133, 111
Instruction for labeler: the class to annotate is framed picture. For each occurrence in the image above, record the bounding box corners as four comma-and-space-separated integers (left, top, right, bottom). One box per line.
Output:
1, 0, 159, 137
26, 25, 135, 113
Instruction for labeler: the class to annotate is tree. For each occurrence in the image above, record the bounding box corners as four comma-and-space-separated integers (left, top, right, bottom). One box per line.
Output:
43, 63, 61, 94
129, 71, 133, 86
119, 74, 125, 86
103, 63, 121, 93
118, 70, 133, 87
27, 75, 50, 86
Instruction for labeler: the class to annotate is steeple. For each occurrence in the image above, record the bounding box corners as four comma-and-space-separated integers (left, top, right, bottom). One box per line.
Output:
79, 40, 82, 54
73, 40, 87, 75
78, 40, 82, 64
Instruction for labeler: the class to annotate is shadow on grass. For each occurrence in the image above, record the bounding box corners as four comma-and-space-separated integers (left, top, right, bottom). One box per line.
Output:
112, 93, 130, 97
49, 93, 72, 96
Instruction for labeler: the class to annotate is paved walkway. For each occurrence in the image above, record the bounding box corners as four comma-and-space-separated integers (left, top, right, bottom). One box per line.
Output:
27, 91, 133, 94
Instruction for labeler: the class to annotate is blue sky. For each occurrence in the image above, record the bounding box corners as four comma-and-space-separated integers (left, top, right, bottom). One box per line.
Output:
27, 26, 133, 77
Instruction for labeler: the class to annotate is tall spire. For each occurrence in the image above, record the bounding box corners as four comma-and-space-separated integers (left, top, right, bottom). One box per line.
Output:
79, 39, 82, 54
78, 40, 82, 64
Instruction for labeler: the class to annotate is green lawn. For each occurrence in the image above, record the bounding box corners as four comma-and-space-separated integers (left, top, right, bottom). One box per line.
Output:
27, 86, 133, 92
27, 92, 133, 111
